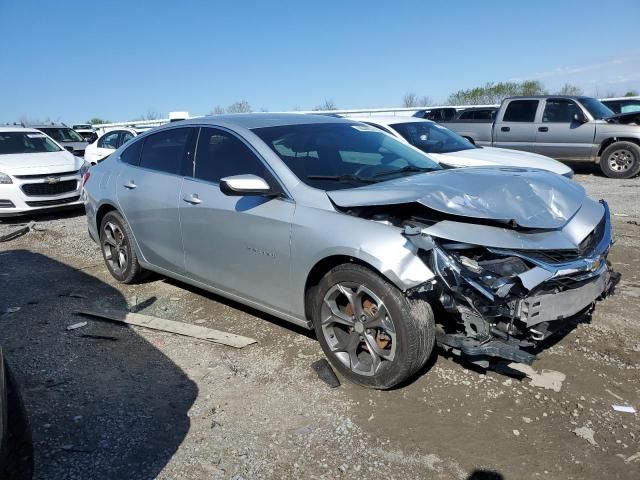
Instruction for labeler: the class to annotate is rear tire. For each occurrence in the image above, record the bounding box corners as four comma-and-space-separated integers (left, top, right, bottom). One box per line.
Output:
99, 211, 147, 283
599, 141, 640, 179
311, 264, 435, 389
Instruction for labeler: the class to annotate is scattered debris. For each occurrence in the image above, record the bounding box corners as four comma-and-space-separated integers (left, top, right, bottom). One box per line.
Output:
0, 221, 35, 243
513, 429, 520, 437
605, 388, 625, 401
506, 363, 566, 392
194, 319, 207, 324
59, 292, 89, 299
311, 359, 340, 388
66, 321, 88, 331
192, 307, 204, 314
627, 220, 640, 227
573, 426, 597, 446
612, 405, 636, 414
79, 334, 119, 341
76, 309, 256, 348
2, 306, 21, 316
625, 452, 640, 464
613, 213, 629, 217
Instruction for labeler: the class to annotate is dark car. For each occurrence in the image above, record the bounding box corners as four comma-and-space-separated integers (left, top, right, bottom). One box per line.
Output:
32, 124, 89, 157
601, 98, 640, 115
0, 347, 33, 479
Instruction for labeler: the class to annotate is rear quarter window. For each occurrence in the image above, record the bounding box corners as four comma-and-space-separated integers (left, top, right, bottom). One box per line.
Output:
120, 139, 143, 165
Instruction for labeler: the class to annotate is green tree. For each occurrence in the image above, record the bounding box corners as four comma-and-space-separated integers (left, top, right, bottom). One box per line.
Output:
447, 80, 547, 105
624, 90, 639, 97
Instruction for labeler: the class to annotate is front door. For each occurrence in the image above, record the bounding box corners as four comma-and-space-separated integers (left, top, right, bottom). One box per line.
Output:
179, 127, 294, 311
117, 127, 194, 273
535, 98, 596, 160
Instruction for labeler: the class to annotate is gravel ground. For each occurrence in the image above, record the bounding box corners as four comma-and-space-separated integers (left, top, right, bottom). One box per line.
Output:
1, 169, 639, 480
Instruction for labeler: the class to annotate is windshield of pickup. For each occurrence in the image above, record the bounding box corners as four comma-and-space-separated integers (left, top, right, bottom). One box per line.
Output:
389, 121, 476, 154
580, 98, 614, 119
38, 127, 85, 143
252, 123, 441, 191
0, 131, 63, 154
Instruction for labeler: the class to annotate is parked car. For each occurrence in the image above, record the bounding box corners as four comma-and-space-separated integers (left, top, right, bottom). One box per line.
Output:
412, 107, 458, 122
31, 124, 89, 158
84, 114, 614, 389
72, 124, 99, 144
0, 127, 89, 216
346, 116, 573, 177
0, 346, 33, 480
85, 128, 139, 164
443, 95, 640, 178
450, 106, 499, 122
601, 98, 640, 115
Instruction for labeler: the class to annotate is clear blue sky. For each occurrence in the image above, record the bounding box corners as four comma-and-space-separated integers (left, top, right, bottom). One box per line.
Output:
1, 0, 638, 124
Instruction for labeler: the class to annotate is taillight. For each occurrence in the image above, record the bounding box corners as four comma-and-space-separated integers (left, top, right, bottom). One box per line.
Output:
82, 171, 91, 186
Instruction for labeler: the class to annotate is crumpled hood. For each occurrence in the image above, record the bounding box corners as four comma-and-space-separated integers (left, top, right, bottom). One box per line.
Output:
429, 147, 572, 175
327, 167, 586, 229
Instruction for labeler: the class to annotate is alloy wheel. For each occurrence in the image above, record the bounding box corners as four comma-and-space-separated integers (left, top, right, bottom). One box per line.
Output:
102, 222, 128, 276
608, 149, 634, 172
320, 283, 397, 376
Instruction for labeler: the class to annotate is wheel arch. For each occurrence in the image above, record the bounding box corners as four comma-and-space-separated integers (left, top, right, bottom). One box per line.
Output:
95, 202, 119, 233
597, 137, 640, 158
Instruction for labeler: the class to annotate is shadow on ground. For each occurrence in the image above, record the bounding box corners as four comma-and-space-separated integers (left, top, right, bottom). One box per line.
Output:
0, 250, 198, 479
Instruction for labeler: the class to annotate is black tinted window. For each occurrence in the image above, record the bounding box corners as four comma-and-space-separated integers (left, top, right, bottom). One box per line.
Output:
459, 111, 474, 119
543, 99, 581, 123
194, 128, 266, 183
503, 100, 539, 122
139, 128, 191, 174
120, 138, 143, 165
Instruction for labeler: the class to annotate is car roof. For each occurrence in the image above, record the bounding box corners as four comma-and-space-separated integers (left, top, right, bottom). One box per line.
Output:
344, 115, 434, 127
0, 126, 42, 134
171, 113, 356, 130
503, 95, 597, 101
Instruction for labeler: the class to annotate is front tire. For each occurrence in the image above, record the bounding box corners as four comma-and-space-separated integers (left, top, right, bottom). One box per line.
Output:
600, 141, 640, 179
99, 211, 146, 283
312, 264, 435, 389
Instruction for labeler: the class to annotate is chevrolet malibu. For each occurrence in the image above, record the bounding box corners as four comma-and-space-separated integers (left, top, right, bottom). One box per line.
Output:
83, 114, 614, 389
0, 127, 89, 217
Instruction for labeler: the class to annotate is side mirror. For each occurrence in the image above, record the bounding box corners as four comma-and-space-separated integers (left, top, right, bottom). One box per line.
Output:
219, 174, 274, 196
573, 112, 587, 123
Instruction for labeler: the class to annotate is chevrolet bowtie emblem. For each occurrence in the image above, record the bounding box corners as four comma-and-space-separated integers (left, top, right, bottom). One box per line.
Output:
46, 176, 61, 184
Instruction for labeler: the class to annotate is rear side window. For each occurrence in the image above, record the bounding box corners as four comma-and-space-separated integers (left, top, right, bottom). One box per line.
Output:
502, 100, 539, 122
542, 99, 581, 123
139, 128, 192, 174
194, 127, 267, 183
120, 138, 143, 165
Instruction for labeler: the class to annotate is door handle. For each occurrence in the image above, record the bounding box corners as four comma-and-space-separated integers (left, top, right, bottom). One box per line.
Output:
123, 180, 137, 189
182, 193, 202, 205
538, 127, 549, 132
500, 126, 510, 132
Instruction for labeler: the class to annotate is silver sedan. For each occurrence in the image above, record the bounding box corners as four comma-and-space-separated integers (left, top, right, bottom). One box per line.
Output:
83, 114, 614, 389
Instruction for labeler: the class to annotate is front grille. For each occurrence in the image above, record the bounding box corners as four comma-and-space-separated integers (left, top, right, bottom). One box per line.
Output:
25, 196, 80, 207
0, 199, 16, 208
21, 180, 78, 197
13, 170, 79, 180
519, 216, 606, 264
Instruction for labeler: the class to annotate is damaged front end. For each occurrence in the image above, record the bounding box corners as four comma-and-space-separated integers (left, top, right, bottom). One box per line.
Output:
403, 201, 615, 367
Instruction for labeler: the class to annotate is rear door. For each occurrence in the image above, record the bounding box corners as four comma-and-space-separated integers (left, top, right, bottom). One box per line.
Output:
117, 127, 195, 273
179, 126, 295, 310
535, 98, 596, 160
493, 99, 540, 152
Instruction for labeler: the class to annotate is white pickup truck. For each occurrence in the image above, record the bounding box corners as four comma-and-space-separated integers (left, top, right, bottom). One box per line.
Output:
444, 95, 640, 178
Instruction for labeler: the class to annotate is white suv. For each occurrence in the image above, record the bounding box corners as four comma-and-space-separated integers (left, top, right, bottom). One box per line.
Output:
0, 127, 89, 217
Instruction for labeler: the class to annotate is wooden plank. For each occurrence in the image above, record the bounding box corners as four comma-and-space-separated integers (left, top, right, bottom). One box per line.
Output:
76, 309, 256, 349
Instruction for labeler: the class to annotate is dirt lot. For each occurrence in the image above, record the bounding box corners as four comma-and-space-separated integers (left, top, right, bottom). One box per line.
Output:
1, 166, 639, 480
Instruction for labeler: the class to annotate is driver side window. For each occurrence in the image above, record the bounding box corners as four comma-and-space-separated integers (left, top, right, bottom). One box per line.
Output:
98, 131, 121, 149
193, 127, 268, 183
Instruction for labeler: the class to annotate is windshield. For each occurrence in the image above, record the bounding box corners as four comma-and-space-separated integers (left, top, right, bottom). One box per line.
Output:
0, 132, 62, 154
252, 123, 441, 191
389, 121, 475, 154
39, 127, 85, 143
579, 98, 614, 119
